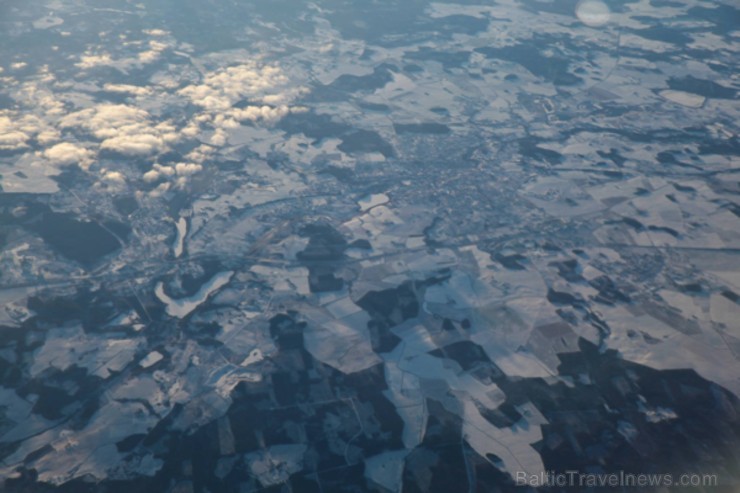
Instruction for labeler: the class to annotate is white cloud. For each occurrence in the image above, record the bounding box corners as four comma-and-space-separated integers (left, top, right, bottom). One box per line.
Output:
181, 122, 201, 138
1, 50, 301, 194
0, 114, 30, 150
60, 104, 149, 139
212, 115, 240, 129
36, 129, 61, 146
13, 80, 65, 117
138, 50, 160, 64
103, 83, 152, 97
41, 142, 94, 169
0, 98, 64, 153
60, 104, 176, 156
178, 63, 292, 111
77, 37, 169, 71
149, 181, 171, 197
101, 170, 126, 185
100, 133, 165, 156
231, 105, 292, 125
176, 62, 304, 145
185, 145, 215, 163
142, 163, 176, 183
138, 40, 169, 64
76, 53, 113, 69
175, 162, 202, 176
0, 113, 47, 151
154, 163, 175, 176
210, 129, 227, 147
142, 169, 160, 183
0, 131, 29, 150
143, 29, 169, 36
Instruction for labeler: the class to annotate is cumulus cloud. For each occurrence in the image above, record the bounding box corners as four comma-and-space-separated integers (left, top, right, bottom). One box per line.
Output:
178, 63, 290, 110
101, 170, 126, 185
138, 40, 168, 64
143, 29, 169, 37
76, 53, 113, 69
0, 86, 67, 155
210, 129, 228, 147
0, 116, 30, 150
60, 104, 149, 139
0, 131, 29, 150
3, 48, 301, 193
13, 80, 66, 117
140, 161, 202, 192
149, 181, 171, 197
142, 169, 159, 182
142, 163, 177, 183
0, 112, 50, 151
185, 144, 216, 163
100, 133, 165, 156
231, 105, 292, 125
59, 104, 178, 156
41, 142, 94, 168
77, 36, 170, 71
175, 162, 202, 176
175, 62, 305, 146
155, 163, 176, 176
103, 83, 152, 97
37, 129, 61, 146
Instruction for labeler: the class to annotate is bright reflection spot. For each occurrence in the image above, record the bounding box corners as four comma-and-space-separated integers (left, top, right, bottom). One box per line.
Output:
576, 0, 611, 27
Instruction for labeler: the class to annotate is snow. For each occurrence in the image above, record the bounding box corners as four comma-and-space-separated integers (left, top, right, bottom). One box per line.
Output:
172, 217, 187, 258
140, 351, 164, 368
659, 90, 705, 108
155, 271, 233, 318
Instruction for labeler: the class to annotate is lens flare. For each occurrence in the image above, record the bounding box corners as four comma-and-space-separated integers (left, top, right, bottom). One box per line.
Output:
576, 0, 611, 27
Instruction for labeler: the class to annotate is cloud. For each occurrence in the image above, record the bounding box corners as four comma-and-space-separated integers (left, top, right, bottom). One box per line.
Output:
37, 129, 61, 146
60, 104, 177, 156
210, 129, 228, 147
0, 131, 30, 150
142, 163, 177, 183
76, 53, 113, 69
184, 144, 215, 163
0, 113, 49, 151
41, 142, 94, 168
154, 163, 176, 176
100, 133, 166, 156
138, 40, 168, 64
0, 115, 30, 150
101, 170, 126, 185
175, 162, 202, 176
141, 161, 202, 190
149, 181, 171, 197
77, 37, 170, 71
13, 80, 65, 117
231, 105, 292, 124
60, 104, 149, 139
143, 29, 169, 37
178, 63, 293, 111
142, 169, 160, 183
2, 51, 301, 194
0, 95, 63, 154
103, 83, 152, 97
176, 62, 304, 145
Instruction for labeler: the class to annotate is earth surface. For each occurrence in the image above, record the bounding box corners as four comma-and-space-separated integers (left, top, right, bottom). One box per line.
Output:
0, 0, 739, 491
